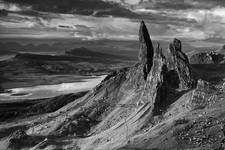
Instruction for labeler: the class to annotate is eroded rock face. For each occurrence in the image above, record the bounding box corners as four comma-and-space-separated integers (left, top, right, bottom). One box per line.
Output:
137, 23, 168, 115
167, 38, 195, 89
138, 21, 154, 79
142, 43, 168, 115
189, 79, 216, 110
190, 52, 214, 64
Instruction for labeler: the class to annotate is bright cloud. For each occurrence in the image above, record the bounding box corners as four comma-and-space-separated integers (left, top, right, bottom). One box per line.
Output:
133, 6, 225, 41
0, 12, 139, 40
0, 1, 31, 11
103, 0, 142, 5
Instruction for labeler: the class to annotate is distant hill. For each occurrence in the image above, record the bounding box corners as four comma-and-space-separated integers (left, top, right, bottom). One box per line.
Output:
0, 49, 135, 89
190, 51, 225, 64
65, 47, 133, 61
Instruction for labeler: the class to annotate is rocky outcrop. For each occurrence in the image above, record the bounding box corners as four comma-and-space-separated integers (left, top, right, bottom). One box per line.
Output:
141, 43, 168, 115
1, 21, 198, 150
167, 38, 195, 89
138, 21, 154, 79
190, 79, 216, 110
190, 52, 214, 64
190, 51, 224, 64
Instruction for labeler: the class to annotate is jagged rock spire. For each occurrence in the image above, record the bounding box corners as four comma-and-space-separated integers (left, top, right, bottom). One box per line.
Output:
169, 38, 189, 63
155, 42, 164, 59
138, 21, 154, 63
167, 38, 195, 89
138, 21, 154, 80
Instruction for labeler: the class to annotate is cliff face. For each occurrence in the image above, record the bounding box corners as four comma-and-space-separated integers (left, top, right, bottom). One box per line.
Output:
138, 21, 154, 79
2, 21, 201, 150
167, 38, 195, 89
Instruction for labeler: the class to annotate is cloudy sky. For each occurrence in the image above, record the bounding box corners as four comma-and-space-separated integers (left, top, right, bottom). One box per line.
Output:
1, 0, 225, 46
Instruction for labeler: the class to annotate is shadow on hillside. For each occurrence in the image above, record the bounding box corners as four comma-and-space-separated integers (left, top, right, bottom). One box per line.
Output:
191, 64, 225, 84
153, 87, 190, 116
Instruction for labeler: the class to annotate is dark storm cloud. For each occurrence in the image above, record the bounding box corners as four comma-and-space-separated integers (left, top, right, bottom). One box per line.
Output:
2, 0, 139, 18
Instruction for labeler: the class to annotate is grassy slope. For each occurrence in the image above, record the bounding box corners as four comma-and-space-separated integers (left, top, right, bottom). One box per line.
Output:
0, 91, 87, 125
